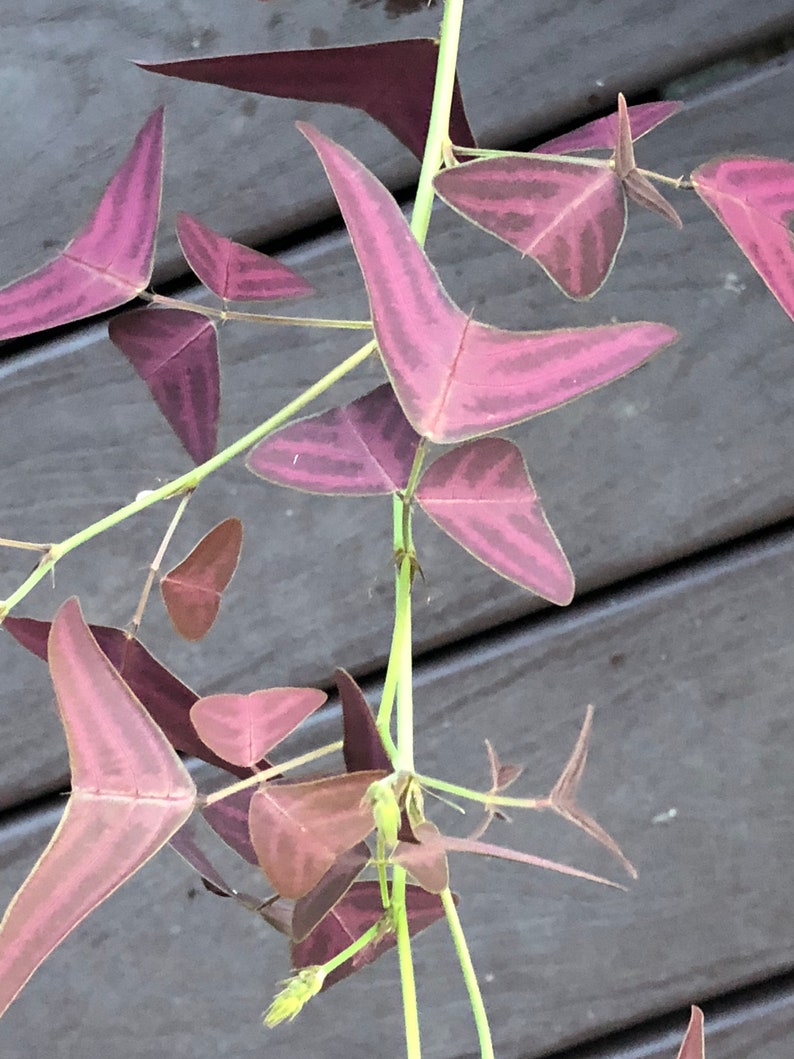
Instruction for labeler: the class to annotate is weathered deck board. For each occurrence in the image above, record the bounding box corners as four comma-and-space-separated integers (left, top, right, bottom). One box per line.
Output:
1, 59, 794, 806
1, 526, 794, 1057
2, 2, 794, 285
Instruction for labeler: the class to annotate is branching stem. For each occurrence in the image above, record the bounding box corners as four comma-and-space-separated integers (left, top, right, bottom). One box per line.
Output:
200, 740, 343, 807
143, 290, 373, 330
127, 490, 193, 638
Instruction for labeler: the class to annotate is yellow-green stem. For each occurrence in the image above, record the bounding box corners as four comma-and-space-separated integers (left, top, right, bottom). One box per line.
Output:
392, 866, 421, 1059
416, 772, 544, 811
201, 740, 343, 807
441, 889, 495, 1059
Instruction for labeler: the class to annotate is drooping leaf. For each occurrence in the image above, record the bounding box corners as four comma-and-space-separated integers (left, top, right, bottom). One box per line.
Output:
291, 880, 451, 989
612, 94, 682, 229
108, 307, 219, 465
393, 821, 449, 894
335, 668, 392, 773
440, 834, 623, 889
291, 842, 370, 942
0, 598, 196, 1017
176, 212, 313, 302
468, 739, 524, 840
692, 155, 794, 324
2, 615, 251, 777
190, 686, 326, 769
247, 384, 420, 495
0, 109, 164, 341
546, 705, 637, 878
435, 155, 626, 299
535, 100, 682, 155
299, 123, 678, 442
416, 438, 574, 604
676, 1007, 705, 1059
169, 816, 265, 911
249, 772, 384, 899
160, 517, 243, 641
202, 787, 259, 866
138, 40, 475, 162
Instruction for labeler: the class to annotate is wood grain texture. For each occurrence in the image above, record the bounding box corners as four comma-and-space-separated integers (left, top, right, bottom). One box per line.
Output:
1, 1, 794, 285
1, 527, 794, 1056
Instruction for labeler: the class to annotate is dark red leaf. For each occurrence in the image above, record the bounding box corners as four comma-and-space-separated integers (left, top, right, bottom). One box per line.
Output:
169, 816, 265, 915
335, 668, 392, 773
468, 739, 524, 839
536, 100, 682, 155
176, 212, 313, 302
138, 41, 475, 162
676, 1007, 705, 1059
247, 384, 420, 495
291, 842, 370, 942
160, 517, 243, 641
108, 307, 219, 465
201, 787, 259, 866
0, 109, 164, 341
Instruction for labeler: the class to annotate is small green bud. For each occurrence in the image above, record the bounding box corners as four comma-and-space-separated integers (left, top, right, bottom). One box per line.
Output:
263, 966, 326, 1028
365, 776, 401, 849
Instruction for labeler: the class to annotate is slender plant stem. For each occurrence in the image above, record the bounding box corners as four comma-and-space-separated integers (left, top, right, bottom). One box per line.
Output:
143, 290, 372, 330
201, 740, 343, 807
441, 889, 495, 1059
452, 145, 608, 169
415, 772, 544, 811
0, 538, 50, 553
322, 919, 383, 976
635, 166, 694, 190
392, 865, 422, 1059
127, 490, 193, 638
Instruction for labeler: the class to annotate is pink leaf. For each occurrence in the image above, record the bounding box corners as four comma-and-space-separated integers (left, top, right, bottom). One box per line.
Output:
536, 100, 682, 154
676, 1007, 705, 1059
190, 686, 326, 769
249, 772, 383, 899
247, 384, 420, 495
138, 41, 475, 162
108, 307, 219, 464
160, 517, 243, 641
176, 212, 313, 302
299, 123, 678, 443
435, 156, 625, 299
692, 155, 794, 324
416, 438, 574, 604
0, 599, 195, 1017
0, 109, 163, 341
393, 821, 449, 894
440, 834, 623, 890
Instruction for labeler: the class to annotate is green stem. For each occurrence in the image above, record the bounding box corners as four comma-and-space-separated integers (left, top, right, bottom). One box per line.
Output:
415, 772, 544, 811
441, 889, 495, 1059
0, 340, 376, 619
127, 490, 193, 638
452, 145, 607, 169
323, 920, 383, 976
201, 740, 343, 807
144, 290, 372, 330
392, 865, 422, 1059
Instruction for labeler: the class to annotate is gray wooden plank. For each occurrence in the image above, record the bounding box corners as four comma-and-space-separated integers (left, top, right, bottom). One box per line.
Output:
2, 59, 794, 806
2, 525, 794, 1057
2, 1, 794, 286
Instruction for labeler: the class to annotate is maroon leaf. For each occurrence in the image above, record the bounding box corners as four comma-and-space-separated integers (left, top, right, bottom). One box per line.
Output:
292, 880, 450, 989
0, 599, 196, 1017
108, 307, 219, 465
0, 109, 164, 341
190, 686, 326, 769
201, 788, 259, 866
291, 842, 370, 942
300, 123, 678, 443
176, 212, 313, 302
440, 834, 623, 889
169, 816, 265, 914
676, 1007, 705, 1059
393, 821, 449, 894
435, 156, 625, 299
138, 40, 475, 162
249, 772, 384, 899
692, 155, 794, 324
160, 517, 243, 641
536, 100, 682, 154
247, 384, 420, 495
416, 438, 574, 604
612, 94, 681, 230
468, 739, 524, 839
335, 668, 392, 773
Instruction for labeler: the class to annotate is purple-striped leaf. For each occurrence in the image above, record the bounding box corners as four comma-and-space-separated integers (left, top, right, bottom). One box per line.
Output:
291, 880, 450, 990
161, 517, 243, 641
416, 438, 574, 604
191, 686, 326, 769
249, 772, 383, 900
138, 40, 474, 162
435, 155, 625, 299
2, 615, 250, 777
393, 821, 449, 894
291, 842, 370, 942
536, 100, 682, 155
440, 834, 622, 889
109, 307, 219, 465
336, 668, 392, 774
176, 212, 313, 302
676, 1007, 705, 1059
0, 109, 163, 341
692, 155, 794, 324
202, 787, 259, 866
0, 599, 196, 1017
247, 384, 420, 495
300, 124, 678, 442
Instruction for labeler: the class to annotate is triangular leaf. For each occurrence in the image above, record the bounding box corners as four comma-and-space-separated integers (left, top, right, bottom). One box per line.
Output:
190, 686, 326, 769
0, 109, 164, 341
536, 100, 682, 155
291, 842, 370, 942
202, 787, 259, 865
613, 93, 637, 180
160, 517, 243, 641
692, 155, 794, 324
169, 816, 266, 913
249, 772, 384, 899
108, 307, 219, 465
676, 1007, 705, 1059
300, 123, 678, 444
434, 155, 625, 299
393, 821, 449, 894
336, 668, 392, 773
138, 40, 475, 162
623, 168, 683, 228
416, 438, 574, 604
176, 212, 313, 302
0, 598, 196, 1017
291, 880, 450, 990
247, 384, 420, 496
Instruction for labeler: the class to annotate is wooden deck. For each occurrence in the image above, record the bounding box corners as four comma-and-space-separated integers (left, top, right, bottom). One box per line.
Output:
2, 1, 794, 1056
